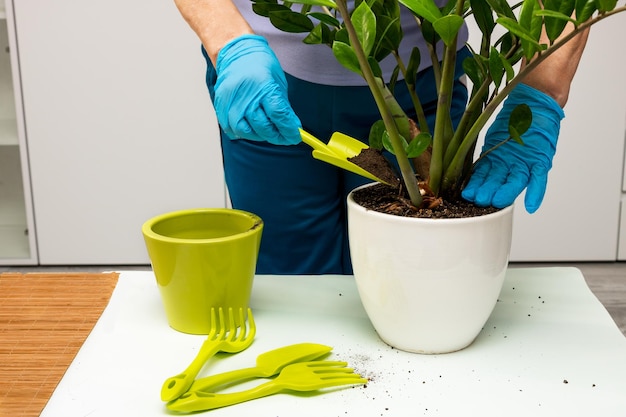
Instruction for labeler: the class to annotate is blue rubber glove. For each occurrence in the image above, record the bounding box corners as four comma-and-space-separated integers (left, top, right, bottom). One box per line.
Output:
214, 34, 302, 145
462, 83, 565, 213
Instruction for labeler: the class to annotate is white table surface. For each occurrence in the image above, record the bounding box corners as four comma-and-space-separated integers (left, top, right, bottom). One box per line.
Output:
41, 268, 626, 416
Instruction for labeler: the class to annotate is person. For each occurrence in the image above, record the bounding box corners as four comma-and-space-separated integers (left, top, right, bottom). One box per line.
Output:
172, 0, 589, 275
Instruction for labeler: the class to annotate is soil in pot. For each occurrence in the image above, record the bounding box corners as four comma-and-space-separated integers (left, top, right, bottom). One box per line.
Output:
349, 149, 499, 219
352, 183, 499, 218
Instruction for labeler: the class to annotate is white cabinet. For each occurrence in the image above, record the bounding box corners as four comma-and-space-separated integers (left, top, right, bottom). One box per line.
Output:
0, 1, 37, 265
617, 194, 626, 261
12, 0, 225, 264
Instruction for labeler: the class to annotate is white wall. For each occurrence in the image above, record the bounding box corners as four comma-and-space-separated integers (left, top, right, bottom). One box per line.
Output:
466, 15, 626, 261
14, 0, 225, 264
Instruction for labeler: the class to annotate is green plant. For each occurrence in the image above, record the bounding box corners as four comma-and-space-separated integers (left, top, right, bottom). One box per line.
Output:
251, 0, 626, 208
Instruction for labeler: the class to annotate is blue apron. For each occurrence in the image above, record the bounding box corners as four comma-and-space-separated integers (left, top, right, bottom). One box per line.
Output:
202, 46, 470, 274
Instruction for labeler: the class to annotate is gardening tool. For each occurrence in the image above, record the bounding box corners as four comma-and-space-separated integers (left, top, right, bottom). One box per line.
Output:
160, 307, 256, 402
299, 129, 389, 184
166, 361, 367, 412
188, 342, 333, 392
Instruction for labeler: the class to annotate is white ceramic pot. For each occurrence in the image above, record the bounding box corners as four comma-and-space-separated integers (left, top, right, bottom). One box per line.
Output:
347, 183, 514, 354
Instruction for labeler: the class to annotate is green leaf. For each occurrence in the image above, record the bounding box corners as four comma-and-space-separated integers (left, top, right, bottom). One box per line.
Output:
382, 130, 409, 155
398, 0, 443, 24
496, 17, 543, 48
432, 14, 465, 47
389, 65, 400, 93
332, 41, 362, 75
368, 120, 386, 150
420, 19, 440, 46
534, 10, 578, 23
508, 103, 532, 144
543, 0, 576, 42
352, 1, 377, 57
488, 46, 504, 88
368, 57, 383, 78
462, 55, 484, 87
335, 27, 350, 44
470, 0, 496, 38
485, 0, 516, 19
499, 51, 515, 82
374, 15, 403, 61
303, 23, 333, 45
405, 47, 421, 86
307, 12, 341, 28
289, 0, 337, 7
252, 3, 291, 18
441, 0, 463, 16
575, 0, 597, 23
519, 0, 542, 58
269, 10, 314, 33
406, 132, 432, 158
595, 0, 618, 12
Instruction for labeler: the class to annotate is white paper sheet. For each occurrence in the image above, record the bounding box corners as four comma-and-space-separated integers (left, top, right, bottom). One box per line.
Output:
41, 268, 626, 416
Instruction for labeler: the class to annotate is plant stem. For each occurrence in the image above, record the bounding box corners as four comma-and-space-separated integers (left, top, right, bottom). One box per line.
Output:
428, 0, 464, 196
442, 78, 490, 168
336, 0, 422, 206
441, 6, 626, 192
392, 51, 429, 134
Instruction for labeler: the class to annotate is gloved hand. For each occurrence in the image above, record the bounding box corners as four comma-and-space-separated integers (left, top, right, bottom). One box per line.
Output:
461, 83, 564, 213
214, 34, 302, 145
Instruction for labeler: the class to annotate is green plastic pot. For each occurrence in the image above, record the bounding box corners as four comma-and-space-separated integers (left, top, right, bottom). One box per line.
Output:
142, 208, 263, 334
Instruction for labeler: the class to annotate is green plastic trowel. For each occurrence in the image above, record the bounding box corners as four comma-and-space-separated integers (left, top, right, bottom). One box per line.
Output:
299, 129, 389, 185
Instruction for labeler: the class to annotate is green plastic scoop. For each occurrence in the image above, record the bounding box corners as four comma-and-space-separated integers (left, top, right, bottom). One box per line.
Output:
299, 129, 389, 184
187, 342, 332, 393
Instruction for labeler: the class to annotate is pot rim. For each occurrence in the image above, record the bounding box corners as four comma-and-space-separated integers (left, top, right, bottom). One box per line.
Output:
141, 208, 263, 243
347, 182, 514, 225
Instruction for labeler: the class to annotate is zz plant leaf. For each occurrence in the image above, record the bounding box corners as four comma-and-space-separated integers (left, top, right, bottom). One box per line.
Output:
496, 16, 544, 54
308, 12, 341, 28
369, 119, 387, 150
508, 103, 532, 144
382, 131, 409, 155
292, 0, 338, 7
485, 0, 516, 19
470, 0, 496, 39
518, 0, 543, 59
398, 0, 443, 23
596, 0, 619, 12
352, 1, 377, 56
381, 131, 431, 158
269, 9, 314, 32
303, 22, 334, 44
406, 132, 432, 158
374, 15, 403, 60
489, 46, 505, 88
252, 2, 291, 17
433, 14, 465, 46
576, 0, 597, 23
332, 41, 362, 75
543, 0, 576, 42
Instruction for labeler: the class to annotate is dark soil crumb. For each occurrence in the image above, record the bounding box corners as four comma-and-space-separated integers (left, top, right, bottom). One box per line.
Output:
348, 148, 401, 187
352, 182, 499, 219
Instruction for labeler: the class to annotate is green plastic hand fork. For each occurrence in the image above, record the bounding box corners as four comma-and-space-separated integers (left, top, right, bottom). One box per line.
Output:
166, 361, 367, 412
160, 307, 256, 402
188, 343, 333, 392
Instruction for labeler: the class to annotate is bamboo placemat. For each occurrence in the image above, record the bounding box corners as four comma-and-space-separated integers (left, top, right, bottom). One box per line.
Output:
0, 272, 119, 417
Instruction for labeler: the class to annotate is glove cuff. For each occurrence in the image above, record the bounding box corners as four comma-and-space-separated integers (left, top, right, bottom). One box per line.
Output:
216, 34, 270, 74
507, 83, 565, 121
